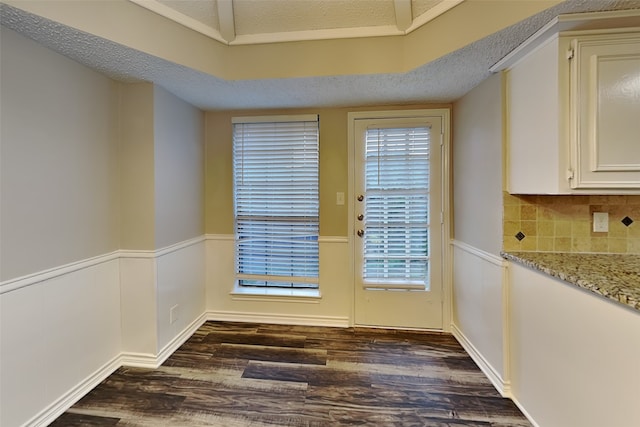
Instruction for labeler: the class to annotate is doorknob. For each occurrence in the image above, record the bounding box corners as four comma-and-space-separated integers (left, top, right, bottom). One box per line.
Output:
357, 229, 365, 237
357, 214, 364, 221
357, 195, 364, 202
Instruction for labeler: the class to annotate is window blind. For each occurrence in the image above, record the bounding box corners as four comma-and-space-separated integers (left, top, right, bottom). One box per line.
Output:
364, 126, 430, 288
233, 115, 319, 289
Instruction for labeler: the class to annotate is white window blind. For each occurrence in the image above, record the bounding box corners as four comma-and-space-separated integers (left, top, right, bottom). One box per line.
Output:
364, 126, 430, 288
233, 115, 319, 289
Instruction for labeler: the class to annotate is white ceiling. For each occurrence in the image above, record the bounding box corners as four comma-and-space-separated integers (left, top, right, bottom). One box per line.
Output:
1, 0, 640, 110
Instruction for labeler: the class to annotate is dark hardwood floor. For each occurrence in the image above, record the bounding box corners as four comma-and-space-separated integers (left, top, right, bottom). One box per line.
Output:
51, 321, 531, 426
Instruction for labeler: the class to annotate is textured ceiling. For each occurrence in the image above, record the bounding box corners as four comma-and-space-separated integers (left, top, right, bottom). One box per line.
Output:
1, 1, 640, 110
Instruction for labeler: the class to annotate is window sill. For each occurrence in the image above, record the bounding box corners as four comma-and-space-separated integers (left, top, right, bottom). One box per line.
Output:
230, 286, 321, 302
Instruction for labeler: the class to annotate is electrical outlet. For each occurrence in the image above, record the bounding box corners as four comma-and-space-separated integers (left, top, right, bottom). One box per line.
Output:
593, 212, 609, 233
170, 304, 179, 324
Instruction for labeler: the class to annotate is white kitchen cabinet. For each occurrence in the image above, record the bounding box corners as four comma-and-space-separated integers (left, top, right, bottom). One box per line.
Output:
495, 11, 640, 194
570, 32, 640, 189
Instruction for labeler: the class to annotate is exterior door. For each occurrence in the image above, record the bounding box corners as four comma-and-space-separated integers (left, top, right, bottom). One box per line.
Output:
351, 112, 445, 329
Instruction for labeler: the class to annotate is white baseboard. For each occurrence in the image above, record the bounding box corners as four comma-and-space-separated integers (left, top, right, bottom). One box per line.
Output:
118, 352, 161, 369
26, 313, 208, 426
156, 312, 208, 366
120, 312, 208, 369
26, 355, 121, 427
207, 310, 349, 328
451, 323, 511, 398
511, 395, 542, 427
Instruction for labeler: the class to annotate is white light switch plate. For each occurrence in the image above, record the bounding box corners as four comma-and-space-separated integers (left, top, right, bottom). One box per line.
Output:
593, 212, 609, 232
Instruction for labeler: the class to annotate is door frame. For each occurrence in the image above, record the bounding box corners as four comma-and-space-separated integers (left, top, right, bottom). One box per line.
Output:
347, 109, 452, 331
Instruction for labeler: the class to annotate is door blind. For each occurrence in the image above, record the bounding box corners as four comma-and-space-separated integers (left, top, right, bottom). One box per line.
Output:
364, 126, 430, 288
233, 116, 319, 289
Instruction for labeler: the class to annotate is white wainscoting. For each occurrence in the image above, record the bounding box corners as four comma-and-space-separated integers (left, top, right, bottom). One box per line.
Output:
450, 241, 510, 396
155, 238, 207, 360
119, 236, 207, 367
509, 262, 640, 427
0, 256, 122, 427
205, 235, 351, 327
0, 237, 208, 427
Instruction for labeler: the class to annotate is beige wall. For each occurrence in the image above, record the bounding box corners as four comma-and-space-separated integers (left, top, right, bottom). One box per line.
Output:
0, 27, 120, 280
205, 104, 449, 237
452, 73, 504, 255
154, 86, 205, 249
119, 82, 156, 250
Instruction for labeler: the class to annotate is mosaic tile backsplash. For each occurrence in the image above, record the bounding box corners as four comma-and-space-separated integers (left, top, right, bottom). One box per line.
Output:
503, 193, 640, 254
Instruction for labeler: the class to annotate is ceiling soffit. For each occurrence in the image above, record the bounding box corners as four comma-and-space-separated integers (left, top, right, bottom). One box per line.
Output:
128, 0, 465, 45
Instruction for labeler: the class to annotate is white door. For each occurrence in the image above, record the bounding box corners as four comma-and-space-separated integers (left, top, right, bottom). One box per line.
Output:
351, 112, 446, 329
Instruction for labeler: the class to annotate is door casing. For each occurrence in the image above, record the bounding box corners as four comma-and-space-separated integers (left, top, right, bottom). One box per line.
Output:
347, 109, 452, 331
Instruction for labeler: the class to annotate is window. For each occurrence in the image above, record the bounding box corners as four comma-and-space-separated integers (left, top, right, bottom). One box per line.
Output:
363, 125, 430, 288
233, 115, 319, 290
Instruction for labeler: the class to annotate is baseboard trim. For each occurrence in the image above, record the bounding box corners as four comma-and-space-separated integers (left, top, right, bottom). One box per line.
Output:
511, 396, 542, 427
120, 312, 208, 369
26, 355, 121, 427
118, 352, 160, 369
206, 310, 349, 328
451, 323, 511, 398
26, 313, 209, 426
155, 312, 208, 366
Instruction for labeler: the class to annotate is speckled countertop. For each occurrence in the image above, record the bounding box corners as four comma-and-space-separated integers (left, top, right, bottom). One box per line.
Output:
501, 252, 640, 312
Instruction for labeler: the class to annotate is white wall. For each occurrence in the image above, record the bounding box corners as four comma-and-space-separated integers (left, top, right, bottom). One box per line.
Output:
0, 26, 119, 281
156, 240, 206, 352
0, 259, 122, 427
0, 27, 123, 427
451, 74, 508, 392
509, 263, 640, 427
0, 27, 208, 426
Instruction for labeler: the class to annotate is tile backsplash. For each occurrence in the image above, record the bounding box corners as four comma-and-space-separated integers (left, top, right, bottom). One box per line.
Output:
503, 193, 640, 254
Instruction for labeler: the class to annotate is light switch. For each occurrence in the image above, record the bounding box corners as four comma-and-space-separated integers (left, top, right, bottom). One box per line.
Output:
593, 212, 609, 233
336, 192, 345, 205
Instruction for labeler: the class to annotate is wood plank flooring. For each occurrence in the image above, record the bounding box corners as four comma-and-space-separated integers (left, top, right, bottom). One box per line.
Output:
51, 322, 531, 426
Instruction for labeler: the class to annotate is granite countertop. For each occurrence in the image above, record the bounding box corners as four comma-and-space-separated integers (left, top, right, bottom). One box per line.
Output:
501, 251, 640, 311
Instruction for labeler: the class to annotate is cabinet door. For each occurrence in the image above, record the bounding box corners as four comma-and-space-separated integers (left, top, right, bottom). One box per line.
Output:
570, 33, 640, 189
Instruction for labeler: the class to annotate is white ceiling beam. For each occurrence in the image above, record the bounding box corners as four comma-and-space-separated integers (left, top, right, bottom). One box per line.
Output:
217, 0, 236, 43
393, 0, 413, 32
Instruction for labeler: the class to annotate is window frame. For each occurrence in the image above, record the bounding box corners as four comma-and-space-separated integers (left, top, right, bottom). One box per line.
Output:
231, 114, 320, 295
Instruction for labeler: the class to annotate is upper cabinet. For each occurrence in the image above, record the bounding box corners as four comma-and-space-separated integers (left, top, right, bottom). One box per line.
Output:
570, 33, 640, 190
494, 11, 640, 194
